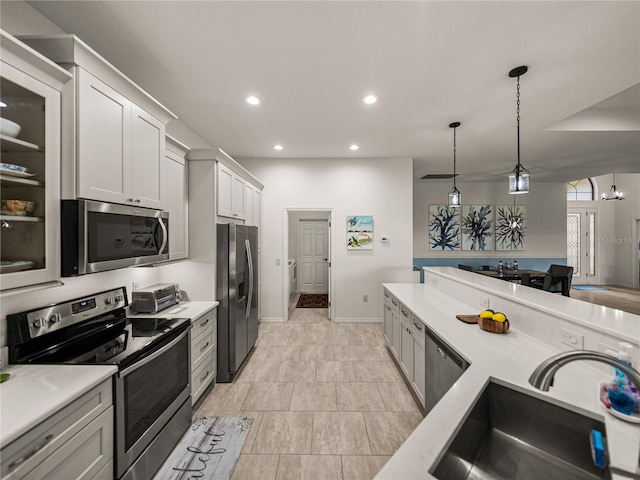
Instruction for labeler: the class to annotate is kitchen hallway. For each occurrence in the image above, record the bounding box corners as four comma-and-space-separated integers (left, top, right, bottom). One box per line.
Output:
196, 308, 423, 480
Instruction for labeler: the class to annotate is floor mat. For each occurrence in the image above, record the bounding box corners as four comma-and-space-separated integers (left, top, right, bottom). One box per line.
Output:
572, 285, 605, 290
296, 293, 329, 308
153, 416, 252, 480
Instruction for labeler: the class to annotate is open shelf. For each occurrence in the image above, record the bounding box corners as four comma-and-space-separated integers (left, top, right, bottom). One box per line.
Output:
0, 134, 41, 152
0, 214, 43, 223
0, 175, 43, 187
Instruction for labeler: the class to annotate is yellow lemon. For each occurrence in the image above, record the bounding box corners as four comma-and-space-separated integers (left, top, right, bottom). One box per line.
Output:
479, 310, 494, 319
492, 312, 507, 322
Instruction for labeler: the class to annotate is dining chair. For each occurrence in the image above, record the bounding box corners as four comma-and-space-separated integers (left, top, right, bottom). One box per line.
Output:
530, 264, 574, 296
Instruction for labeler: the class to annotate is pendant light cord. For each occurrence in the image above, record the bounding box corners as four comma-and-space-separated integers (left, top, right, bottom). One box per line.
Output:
516, 75, 521, 169
453, 126, 457, 188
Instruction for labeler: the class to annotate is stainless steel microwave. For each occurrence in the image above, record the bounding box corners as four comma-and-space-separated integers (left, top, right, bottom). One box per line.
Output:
61, 200, 169, 276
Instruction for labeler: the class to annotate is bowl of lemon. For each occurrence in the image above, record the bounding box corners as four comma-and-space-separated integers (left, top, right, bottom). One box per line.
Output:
478, 309, 510, 334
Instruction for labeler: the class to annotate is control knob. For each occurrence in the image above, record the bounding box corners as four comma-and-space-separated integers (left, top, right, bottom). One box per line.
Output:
105, 298, 113, 305
48, 314, 60, 325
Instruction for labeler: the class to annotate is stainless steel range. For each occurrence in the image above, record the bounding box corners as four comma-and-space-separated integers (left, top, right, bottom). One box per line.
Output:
7, 287, 192, 480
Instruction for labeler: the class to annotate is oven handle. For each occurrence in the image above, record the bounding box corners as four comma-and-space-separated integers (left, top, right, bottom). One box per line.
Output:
119, 328, 189, 377
157, 217, 168, 254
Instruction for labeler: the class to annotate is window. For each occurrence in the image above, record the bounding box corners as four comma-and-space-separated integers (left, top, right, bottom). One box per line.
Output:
567, 178, 594, 201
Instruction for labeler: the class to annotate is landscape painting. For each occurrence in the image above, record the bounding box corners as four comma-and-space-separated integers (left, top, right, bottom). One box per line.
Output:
495, 204, 526, 251
347, 215, 374, 249
462, 205, 493, 251
429, 205, 461, 251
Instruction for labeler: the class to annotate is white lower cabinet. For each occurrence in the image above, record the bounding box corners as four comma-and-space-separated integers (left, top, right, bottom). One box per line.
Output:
190, 307, 217, 404
1, 378, 113, 480
383, 292, 426, 410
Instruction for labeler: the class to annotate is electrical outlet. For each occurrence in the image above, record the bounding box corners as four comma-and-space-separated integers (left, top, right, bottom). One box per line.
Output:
276, 258, 281, 266
561, 328, 584, 349
363, 294, 368, 303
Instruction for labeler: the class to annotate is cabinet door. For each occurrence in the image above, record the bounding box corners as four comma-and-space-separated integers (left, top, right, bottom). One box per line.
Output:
400, 323, 413, 379
162, 149, 188, 260
231, 174, 246, 219
217, 163, 234, 218
253, 188, 261, 228
0, 62, 62, 290
383, 302, 393, 345
131, 105, 164, 208
77, 68, 132, 204
413, 333, 426, 407
390, 300, 401, 359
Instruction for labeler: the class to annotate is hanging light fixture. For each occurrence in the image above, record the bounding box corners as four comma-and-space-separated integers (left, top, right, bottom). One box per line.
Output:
448, 121, 461, 207
601, 173, 625, 201
508, 65, 530, 194
509, 196, 523, 232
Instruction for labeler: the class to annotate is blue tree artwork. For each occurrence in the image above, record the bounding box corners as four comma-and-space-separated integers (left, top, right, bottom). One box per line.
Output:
462, 205, 493, 251
429, 205, 461, 251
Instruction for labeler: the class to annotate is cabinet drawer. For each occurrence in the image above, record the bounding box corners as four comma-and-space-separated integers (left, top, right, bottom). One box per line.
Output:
191, 309, 216, 340
409, 313, 425, 338
5, 406, 113, 480
192, 354, 215, 404
191, 326, 215, 370
1, 379, 112, 479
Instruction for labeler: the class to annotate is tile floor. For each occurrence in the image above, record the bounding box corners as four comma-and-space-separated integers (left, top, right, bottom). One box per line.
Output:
196, 307, 423, 480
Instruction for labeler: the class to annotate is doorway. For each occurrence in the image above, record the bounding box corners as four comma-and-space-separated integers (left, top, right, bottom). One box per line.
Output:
284, 208, 333, 321
567, 207, 599, 285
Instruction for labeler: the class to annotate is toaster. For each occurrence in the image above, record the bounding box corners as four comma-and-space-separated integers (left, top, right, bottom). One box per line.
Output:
131, 283, 181, 313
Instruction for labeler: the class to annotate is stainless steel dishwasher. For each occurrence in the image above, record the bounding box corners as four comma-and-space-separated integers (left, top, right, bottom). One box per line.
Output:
424, 326, 470, 415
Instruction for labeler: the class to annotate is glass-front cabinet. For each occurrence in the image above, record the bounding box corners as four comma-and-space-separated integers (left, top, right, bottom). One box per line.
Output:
0, 31, 72, 291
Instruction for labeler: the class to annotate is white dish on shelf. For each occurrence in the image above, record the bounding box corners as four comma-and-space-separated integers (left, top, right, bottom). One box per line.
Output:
0, 118, 21, 138
598, 381, 640, 423
0, 169, 35, 178
0, 260, 35, 274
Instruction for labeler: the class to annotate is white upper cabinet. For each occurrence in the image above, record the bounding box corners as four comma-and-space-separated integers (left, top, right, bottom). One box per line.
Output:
0, 31, 72, 291
163, 136, 189, 260
245, 182, 261, 228
217, 162, 245, 220
20, 35, 176, 210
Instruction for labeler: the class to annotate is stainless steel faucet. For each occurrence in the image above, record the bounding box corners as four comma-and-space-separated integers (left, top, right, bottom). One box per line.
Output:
529, 350, 640, 392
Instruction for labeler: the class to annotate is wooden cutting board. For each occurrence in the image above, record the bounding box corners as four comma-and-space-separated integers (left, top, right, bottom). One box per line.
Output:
456, 314, 479, 324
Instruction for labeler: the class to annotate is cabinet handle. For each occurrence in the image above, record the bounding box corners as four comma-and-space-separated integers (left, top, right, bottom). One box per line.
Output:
413, 321, 423, 332
127, 198, 134, 203
200, 318, 210, 328
200, 342, 210, 352
134, 199, 141, 203
200, 370, 210, 382
8, 434, 54, 471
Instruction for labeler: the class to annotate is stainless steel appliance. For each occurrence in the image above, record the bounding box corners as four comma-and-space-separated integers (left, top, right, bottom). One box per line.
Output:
216, 224, 259, 382
7, 287, 191, 480
131, 282, 182, 313
424, 325, 470, 415
61, 199, 169, 276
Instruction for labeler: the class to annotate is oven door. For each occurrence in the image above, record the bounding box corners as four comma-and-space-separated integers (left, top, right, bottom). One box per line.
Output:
114, 325, 190, 479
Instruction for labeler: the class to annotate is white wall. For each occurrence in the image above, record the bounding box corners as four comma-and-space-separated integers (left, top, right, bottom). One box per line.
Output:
238, 157, 414, 323
413, 180, 568, 259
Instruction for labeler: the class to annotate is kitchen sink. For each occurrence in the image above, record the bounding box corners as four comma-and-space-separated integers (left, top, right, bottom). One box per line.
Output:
432, 380, 610, 480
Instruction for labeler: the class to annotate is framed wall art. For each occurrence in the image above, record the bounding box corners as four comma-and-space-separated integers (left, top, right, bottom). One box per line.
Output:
462, 204, 493, 251
347, 215, 373, 249
429, 205, 461, 251
495, 204, 526, 251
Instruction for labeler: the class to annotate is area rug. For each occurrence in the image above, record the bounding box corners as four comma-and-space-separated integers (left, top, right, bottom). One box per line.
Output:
296, 293, 329, 308
153, 416, 253, 480
572, 285, 605, 290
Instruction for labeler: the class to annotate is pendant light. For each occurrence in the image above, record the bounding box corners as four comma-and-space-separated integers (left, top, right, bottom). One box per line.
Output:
448, 121, 461, 207
508, 66, 530, 194
601, 173, 625, 201
509, 196, 523, 232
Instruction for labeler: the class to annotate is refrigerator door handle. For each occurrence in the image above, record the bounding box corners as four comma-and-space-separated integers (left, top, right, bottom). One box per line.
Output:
245, 238, 253, 319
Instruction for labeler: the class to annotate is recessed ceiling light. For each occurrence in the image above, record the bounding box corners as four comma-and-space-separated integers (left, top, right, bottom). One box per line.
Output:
350, 144, 360, 151
246, 95, 261, 105
362, 94, 377, 105
273, 144, 283, 151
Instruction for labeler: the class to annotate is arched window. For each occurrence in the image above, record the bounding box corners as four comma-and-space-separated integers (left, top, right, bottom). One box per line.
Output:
567, 178, 594, 201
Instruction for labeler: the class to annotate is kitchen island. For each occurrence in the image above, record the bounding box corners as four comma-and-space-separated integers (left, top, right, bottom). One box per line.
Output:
377, 267, 640, 479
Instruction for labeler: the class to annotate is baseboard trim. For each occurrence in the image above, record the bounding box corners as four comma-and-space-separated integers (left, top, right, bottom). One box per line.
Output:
333, 317, 382, 323
260, 317, 285, 323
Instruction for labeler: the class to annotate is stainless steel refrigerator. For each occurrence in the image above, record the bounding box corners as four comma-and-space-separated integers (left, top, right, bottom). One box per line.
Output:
216, 223, 259, 382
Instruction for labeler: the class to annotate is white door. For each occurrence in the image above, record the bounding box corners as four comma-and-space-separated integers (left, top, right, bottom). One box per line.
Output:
298, 219, 328, 294
567, 207, 599, 284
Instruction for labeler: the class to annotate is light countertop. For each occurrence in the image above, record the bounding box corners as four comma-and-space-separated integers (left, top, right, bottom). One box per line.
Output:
127, 300, 218, 321
377, 281, 640, 479
0, 364, 116, 446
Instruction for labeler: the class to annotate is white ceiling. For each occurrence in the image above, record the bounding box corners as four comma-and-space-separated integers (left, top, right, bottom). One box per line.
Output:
26, 1, 640, 182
